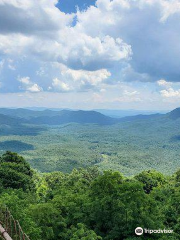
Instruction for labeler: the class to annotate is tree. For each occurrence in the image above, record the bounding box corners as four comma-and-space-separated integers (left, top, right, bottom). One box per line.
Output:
135, 170, 166, 194
175, 169, 180, 183
0, 151, 34, 190
88, 171, 163, 240
66, 223, 102, 240
27, 203, 66, 240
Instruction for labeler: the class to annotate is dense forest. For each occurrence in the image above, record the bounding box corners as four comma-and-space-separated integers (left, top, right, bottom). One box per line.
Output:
1, 108, 180, 176
1, 117, 180, 176
0, 151, 179, 240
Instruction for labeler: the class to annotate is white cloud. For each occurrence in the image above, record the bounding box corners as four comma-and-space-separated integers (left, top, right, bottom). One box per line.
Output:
48, 64, 112, 92
0, 0, 180, 75
96, 0, 130, 10
75, 0, 180, 81
18, 76, 42, 92
62, 68, 111, 85
56, 31, 132, 69
0, 0, 132, 71
52, 78, 71, 92
0, 0, 73, 35
0, 34, 33, 56
160, 0, 180, 22
1, 0, 180, 105
27, 84, 42, 93
0, 32, 131, 70
18, 76, 31, 85
123, 90, 139, 96
157, 79, 180, 99
160, 88, 180, 98
157, 79, 172, 87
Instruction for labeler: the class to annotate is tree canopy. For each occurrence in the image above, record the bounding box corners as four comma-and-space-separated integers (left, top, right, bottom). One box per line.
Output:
0, 152, 179, 240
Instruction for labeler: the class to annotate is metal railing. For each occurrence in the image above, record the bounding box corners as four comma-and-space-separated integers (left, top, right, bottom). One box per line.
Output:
0, 206, 30, 240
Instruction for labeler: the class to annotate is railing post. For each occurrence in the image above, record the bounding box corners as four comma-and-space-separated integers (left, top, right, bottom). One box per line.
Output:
0, 223, 13, 240
0, 206, 30, 240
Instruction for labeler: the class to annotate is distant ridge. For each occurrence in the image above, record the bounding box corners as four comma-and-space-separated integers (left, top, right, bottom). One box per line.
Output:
118, 113, 162, 122
167, 107, 180, 120
0, 108, 65, 119
0, 113, 23, 125
28, 110, 118, 125
94, 109, 166, 118
0, 107, 179, 127
0, 109, 119, 126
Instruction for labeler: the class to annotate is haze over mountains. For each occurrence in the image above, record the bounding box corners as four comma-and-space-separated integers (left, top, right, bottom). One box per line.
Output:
95, 109, 168, 118
0, 113, 23, 125
0, 108, 118, 125
0, 107, 179, 126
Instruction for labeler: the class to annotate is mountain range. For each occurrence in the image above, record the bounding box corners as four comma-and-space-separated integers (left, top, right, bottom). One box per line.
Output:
1, 107, 180, 175
0, 107, 179, 126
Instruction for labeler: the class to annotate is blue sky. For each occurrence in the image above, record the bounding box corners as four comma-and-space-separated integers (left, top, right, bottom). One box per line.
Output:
0, 0, 180, 110
56, 0, 96, 13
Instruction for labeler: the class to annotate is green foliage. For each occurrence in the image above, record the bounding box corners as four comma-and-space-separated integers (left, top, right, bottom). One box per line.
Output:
0, 151, 34, 190
27, 203, 66, 240
175, 169, 180, 183
88, 172, 163, 239
0, 152, 179, 240
1, 116, 180, 175
0, 140, 34, 152
66, 223, 102, 240
135, 170, 167, 193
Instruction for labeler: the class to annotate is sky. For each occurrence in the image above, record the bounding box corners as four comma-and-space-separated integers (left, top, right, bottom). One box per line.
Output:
0, 0, 180, 110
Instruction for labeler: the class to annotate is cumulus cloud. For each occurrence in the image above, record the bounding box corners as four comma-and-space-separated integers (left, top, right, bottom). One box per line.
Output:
157, 79, 172, 87
1, 0, 180, 100
62, 68, 111, 85
157, 79, 180, 98
0, 0, 132, 72
0, 0, 73, 35
27, 84, 42, 93
52, 78, 71, 92
76, 0, 180, 81
50, 65, 111, 92
0, 32, 131, 71
18, 76, 31, 85
18, 76, 42, 92
160, 88, 180, 98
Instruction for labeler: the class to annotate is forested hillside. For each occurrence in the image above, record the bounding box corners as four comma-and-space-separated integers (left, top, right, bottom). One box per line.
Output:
0, 152, 179, 240
0, 109, 119, 125
1, 108, 180, 175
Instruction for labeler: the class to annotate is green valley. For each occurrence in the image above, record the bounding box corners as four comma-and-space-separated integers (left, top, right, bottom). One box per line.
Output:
0, 108, 180, 176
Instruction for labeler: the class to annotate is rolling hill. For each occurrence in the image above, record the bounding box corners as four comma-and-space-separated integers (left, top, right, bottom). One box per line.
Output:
166, 107, 180, 120
0, 113, 23, 125
0, 108, 65, 119
0, 109, 119, 125
0, 107, 179, 126
28, 110, 119, 125
0, 107, 180, 175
